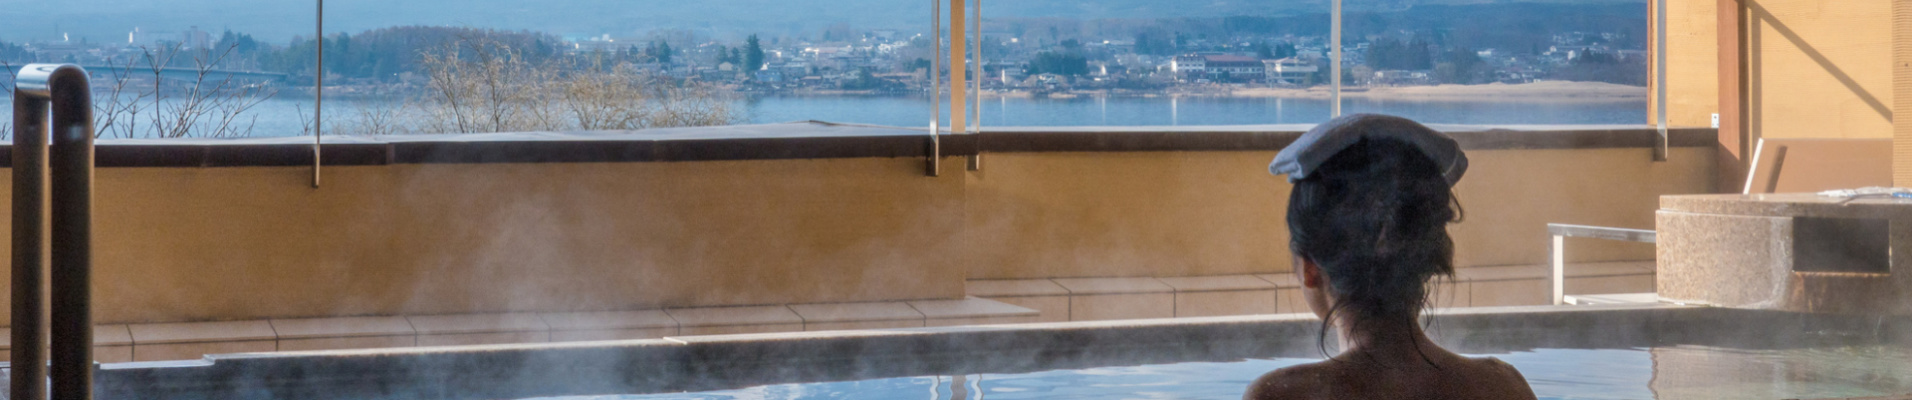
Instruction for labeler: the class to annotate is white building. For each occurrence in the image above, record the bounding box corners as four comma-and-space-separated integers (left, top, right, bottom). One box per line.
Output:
1262, 58, 1318, 85
1170, 55, 1206, 76
1171, 54, 1264, 81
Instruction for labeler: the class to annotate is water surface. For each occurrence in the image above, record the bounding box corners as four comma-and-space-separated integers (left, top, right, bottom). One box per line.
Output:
527, 345, 1912, 400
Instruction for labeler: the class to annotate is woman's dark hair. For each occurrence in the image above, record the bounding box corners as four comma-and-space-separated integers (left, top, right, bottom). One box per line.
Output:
1286, 136, 1461, 355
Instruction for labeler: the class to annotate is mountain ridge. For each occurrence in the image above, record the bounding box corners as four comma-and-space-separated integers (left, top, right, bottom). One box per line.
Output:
0, 0, 1641, 43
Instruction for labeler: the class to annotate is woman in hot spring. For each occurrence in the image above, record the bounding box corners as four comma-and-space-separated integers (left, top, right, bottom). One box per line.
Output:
1245, 114, 1537, 400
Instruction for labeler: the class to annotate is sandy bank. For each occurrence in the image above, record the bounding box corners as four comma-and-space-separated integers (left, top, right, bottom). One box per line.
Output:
857, 81, 1647, 103
1224, 81, 1647, 102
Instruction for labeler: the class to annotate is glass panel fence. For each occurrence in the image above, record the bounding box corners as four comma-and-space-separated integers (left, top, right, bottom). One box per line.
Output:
0, 1, 313, 138
964, 0, 1334, 127
0, 0, 1652, 138
1331, 2, 1651, 125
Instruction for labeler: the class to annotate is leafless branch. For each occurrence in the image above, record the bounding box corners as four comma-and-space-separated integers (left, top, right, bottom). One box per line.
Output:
398, 37, 741, 134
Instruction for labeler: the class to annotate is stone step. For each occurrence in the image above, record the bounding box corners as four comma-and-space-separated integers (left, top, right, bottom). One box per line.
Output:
969, 261, 1657, 322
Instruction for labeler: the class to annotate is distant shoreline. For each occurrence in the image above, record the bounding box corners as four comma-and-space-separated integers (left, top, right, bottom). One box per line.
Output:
956, 81, 1648, 103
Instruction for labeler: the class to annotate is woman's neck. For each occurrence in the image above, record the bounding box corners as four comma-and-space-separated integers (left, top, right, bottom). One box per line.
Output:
1331, 315, 1440, 363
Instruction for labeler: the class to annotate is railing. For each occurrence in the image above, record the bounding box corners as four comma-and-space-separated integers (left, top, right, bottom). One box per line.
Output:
11, 63, 98, 400
1547, 223, 1656, 305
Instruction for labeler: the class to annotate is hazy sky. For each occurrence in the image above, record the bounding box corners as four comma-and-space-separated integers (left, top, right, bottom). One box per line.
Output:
0, 0, 1633, 44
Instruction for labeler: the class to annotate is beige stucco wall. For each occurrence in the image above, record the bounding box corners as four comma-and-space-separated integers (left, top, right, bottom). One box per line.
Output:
1451, 147, 1716, 267
0, 157, 972, 325
0, 144, 1713, 325
1895, 0, 1912, 187
962, 151, 1293, 279
1668, 1, 1912, 197
1744, 0, 1893, 139
1665, 0, 1895, 135
1665, 0, 1894, 185
965, 147, 1717, 279
1663, 0, 1722, 128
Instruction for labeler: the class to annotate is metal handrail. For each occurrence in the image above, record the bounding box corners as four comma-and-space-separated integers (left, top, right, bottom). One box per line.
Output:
966, 0, 983, 172
1653, 0, 1669, 162
927, 0, 941, 177
11, 63, 97, 400
314, 0, 326, 188
1547, 223, 1655, 305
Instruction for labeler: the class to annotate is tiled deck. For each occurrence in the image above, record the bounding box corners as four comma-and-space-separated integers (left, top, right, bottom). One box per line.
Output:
0, 297, 1038, 362
0, 263, 1651, 362
970, 261, 1657, 322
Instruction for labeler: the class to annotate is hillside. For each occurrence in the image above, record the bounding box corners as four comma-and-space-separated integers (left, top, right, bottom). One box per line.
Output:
0, 0, 1642, 44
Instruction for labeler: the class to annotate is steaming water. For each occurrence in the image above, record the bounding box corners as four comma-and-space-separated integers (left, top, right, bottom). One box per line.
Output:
525, 345, 1912, 400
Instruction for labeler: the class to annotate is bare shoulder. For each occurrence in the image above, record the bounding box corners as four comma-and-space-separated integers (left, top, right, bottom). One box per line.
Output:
1464, 357, 1539, 399
1244, 356, 1535, 400
1243, 363, 1333, 400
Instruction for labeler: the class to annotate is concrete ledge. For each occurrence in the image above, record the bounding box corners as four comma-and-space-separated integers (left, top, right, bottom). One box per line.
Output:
1155, 275, 1278, 292
79, 305, 1910, 399
96, 325, 135, 347
1157, 275, 1280, 317
1048, 276, 1178, 321
1253, 274, 1302, 288
0, 325, 137, 363
540, 311, 679, 342
1459, 261, 1654, 281
404, 313, 548, 335
408, 313, 551, 347
268, 316, 420, 352
979, 264, 1658, 322
0, 299, 1039, 362
665, 306, 805, 336
907, 297, 1041, 327
1565, 293, 1662, 305
1050, 277, 1175, 295
965, 279, 1072, 322
789, 302, 926, 331
966, 279, 1070, 297
128, 321, 278, 345
269, 316, 416, 339
8, 125, 1715, 167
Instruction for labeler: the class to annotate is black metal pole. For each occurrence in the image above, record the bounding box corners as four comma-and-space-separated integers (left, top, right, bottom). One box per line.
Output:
11, 71, 51, 400
47, 65, 95, 400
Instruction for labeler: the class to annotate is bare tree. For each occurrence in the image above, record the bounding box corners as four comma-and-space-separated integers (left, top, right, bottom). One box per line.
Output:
95, 55, 155, 139
400, 37, 741, 134
558, 60, 653, 130
92, 42, 275, 139
147, 43, 273, 138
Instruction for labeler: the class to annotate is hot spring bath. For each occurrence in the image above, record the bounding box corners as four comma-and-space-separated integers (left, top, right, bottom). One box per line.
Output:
544, 345, 1912, 400
45, 304, 1910, 399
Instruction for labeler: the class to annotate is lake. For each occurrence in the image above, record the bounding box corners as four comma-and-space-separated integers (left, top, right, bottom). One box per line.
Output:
747, 95, 1646, 128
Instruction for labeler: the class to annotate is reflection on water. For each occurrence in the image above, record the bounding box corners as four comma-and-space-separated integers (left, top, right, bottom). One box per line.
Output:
526, 345, 1912, 400
1648, 345, 1912, 400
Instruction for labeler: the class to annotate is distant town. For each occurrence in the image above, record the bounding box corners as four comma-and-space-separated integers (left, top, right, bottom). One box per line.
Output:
0, 3, 1648, 98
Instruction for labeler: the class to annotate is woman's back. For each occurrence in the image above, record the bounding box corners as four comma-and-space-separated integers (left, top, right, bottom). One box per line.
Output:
1245, 349, 1535, 400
